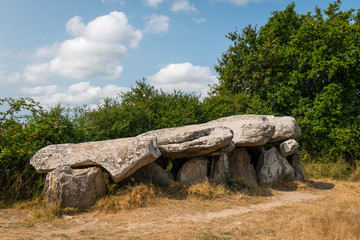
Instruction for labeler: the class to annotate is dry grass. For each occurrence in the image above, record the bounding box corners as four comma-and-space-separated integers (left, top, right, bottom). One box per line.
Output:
187, 182, 227, 200
2, 179, 360, 240
93, 183, 157, 213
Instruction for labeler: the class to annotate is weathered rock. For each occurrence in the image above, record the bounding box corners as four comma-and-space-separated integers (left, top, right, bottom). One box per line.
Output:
205, 115, 275, 147
177, 157, 208, 185
268, 116, 302, 142
256, 147, 294, 187
139, 126, 233, 158
287, 151, 305, 182
228, 148, 258, 187
30, 136, 161, 182
125, 162, 175, 186
207, 142, 235, 156
210, 153, 230, 184
44, 166, 106, 208
278, 139, 299, 157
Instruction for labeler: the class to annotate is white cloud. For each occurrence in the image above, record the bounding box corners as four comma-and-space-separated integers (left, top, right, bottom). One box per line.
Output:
170, 0, 198, 13
144, 14, 170, 34
24, 11, 142, 81
0, 71, 21, 84
24, 82, 129, 107
143, 0, 164, 8
35, 43, 60, 58
23, 63, 50, 83
215, 0, 263, 6
192, 17, 206, 23
66, 16, 86, 37
147, 62, 218, 96
21, 85, 58, 95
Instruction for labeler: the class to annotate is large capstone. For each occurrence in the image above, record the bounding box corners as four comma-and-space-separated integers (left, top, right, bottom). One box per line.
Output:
256, 147, 294, 187
139, 126, 233, 158
205, 115, 275, 147
30, 136, 161, 182
268, 116, 302, 142
44, 166, 106, 208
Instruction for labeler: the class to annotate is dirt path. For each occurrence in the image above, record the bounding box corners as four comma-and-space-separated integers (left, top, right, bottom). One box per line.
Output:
0, 186, 331, 240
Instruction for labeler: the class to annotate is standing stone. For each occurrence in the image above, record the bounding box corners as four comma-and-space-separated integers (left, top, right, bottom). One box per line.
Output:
211, 153, 230, 184
278, 139, 299, 157
287, 151, 305, 182
228, 148, 258, 187
139, 126, 233, 158
30, 136, 161, 182
125, 162, 175, 186
44, 166, 106, 208
256, 147, 294, 187
177, 157, 208, 185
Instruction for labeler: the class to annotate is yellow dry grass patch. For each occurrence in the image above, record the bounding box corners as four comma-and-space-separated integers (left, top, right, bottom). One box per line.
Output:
94, 183, 156, 213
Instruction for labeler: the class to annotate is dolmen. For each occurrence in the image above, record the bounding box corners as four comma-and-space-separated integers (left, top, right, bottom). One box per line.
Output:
30, 115, 305, 208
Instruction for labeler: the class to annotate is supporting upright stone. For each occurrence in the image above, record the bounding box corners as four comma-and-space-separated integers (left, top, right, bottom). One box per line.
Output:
125, 162, 175, 186
211, 153, 230, 184
177, 157, 208, 185
228, 148, 258, 187
287, 150, 305, 182
44, 166, 106, 209
256, 147, 294, 187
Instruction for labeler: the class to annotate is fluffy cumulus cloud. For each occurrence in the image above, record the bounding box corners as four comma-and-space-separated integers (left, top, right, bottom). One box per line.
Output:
147, 62, 218, 96
24, 12, 142, 82
170, 0, 198, 13
143, 0, 164, 8
21, 82, 129, 107
144, 14, 170, 34
0, 71, 21, 84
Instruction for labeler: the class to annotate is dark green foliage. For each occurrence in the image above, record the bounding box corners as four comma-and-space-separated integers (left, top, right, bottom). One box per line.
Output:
201, 91, 275, 121
81, 79, 203, 139
0, 98, 81, 200
215, 0, 360, 161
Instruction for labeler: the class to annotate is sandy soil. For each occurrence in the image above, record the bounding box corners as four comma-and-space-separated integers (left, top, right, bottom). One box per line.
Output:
0, 181, 336, 240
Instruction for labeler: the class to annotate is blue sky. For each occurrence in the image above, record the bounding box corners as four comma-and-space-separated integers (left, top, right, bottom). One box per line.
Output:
1, 0, 359, 108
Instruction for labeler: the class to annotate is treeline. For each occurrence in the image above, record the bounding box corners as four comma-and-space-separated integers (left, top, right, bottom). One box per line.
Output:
0, 80, 274, 200
1, 1, 360, 201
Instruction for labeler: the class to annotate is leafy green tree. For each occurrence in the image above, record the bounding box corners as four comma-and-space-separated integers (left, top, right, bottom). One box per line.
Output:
82, 79, 202, 139
0, 98, 84, 200
214, 0, 360, 160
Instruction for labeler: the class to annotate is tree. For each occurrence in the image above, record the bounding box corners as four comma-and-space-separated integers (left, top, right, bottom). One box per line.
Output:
214, 1, 360, 160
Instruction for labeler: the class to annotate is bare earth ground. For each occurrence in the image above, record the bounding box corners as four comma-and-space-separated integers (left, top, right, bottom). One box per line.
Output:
1, 179, 360, 240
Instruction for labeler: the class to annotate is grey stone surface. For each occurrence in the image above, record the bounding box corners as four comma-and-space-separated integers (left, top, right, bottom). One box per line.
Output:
210, 153, 230, 184
177, 157, 208, 185
30, 136, 161, 182
139, 126, 233, 158
205, 115, 276, 147
228, 148, 258, 187
287, 150, 305, 182
278, 139, 299, 157
126, 162, 175, 186
207, 142, 235, 156
44, 166, 106, 208
256, 147, 294, 187
268, 116, 302, 142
